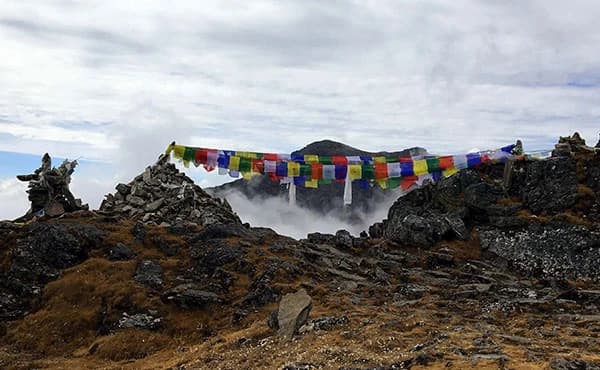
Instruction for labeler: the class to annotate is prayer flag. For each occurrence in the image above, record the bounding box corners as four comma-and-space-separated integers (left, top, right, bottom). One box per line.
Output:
439, 156, 453, 170
387, 177, 401, 189
276, 162, 288, 177
304, 155, 319, 163
335, 165, 347, 180
322, 165, 335, 179
305, 179, 318, 188
319, 156, 333, 165
252, 159, 264, 174
332, 156, 348, 165
228, 156, 240, 171
443, 167, 458, 177
194, 149, 208, 166
300, 164, 312, 177
348, 164, 362, 180
400, 161, 414, 176
346, 156, 361, 164
413, 159, 428, 176
239, 157, 252, 173
387, 162, 401, 178
288, 162, 300, 177
467, 153, 481, 167
453, 155, 468, 170
264, 160, 276, 173
373, 156, 387, 164
311, 163, 323, 180
375, 163, 388, 179
426, 157, 441, 173
264, 153, 279, 161
362, 164, 375, 180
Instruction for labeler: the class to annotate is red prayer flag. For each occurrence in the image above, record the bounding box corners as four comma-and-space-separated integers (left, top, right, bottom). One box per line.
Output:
263, 153, 279, 161
311, 163, 323, 180
252, 159, 264, 173
332, 156, 348, 165
194, 149, 208, 165
375, 163, 388, 179
439, 156, 453, 170
401, 176, 418, 191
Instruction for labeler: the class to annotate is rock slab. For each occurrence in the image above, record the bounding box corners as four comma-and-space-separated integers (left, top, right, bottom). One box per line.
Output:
277, 289, 312, 340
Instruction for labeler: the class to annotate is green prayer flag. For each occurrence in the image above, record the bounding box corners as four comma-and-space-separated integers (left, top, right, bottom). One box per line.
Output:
387, 177, 401, 189
318, 179, 333, 185
300, 164, 312, 177
426, 158, 441, 173
183, 147, 196, 162
362, 164, 375, 180
239, 157, 252, 173
319, 156, 333, 165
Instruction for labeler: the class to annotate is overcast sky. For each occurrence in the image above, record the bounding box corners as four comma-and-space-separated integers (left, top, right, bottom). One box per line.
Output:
1, 0, 600, 220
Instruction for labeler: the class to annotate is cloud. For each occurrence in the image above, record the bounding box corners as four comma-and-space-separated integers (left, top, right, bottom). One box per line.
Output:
0, 178, 29, 221
217, 186, 398, 239
1, 1, 600, 225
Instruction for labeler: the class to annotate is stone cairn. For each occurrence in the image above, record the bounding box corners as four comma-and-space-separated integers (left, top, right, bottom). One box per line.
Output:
553, 132, 600, 157
100, 154, 240, 226
16, 153, 88, 220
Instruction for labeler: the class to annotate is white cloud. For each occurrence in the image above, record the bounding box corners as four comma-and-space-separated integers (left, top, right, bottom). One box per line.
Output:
1, 1, 599, 225
0, 0, 599, 164
0, 178, 29, 220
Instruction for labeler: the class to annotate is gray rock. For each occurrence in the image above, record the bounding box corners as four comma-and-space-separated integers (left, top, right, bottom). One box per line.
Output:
161, 283, 222, 307
335, 230, 354, 249
481, 225, 600, 280
116, 183, 131, 195
277, 289, 312, 340
144, 198, 164, 212
134, 260, 163, 289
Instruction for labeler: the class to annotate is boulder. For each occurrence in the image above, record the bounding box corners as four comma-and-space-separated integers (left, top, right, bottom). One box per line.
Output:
277, 289, 312, 340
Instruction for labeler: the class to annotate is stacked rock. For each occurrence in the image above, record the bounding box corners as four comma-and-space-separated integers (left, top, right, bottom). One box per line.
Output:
100, 155, 240, 226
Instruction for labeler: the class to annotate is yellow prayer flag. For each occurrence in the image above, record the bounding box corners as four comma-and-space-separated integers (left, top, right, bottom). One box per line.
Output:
236, 151, 259, 159
442, 167, 459, 178
288, 162, 300, 177
305, 179, 319, 188
373, 156, 387, 164
348, 164, 362, 180
242, 172, 259, 180
304, 155, 319, 163
376, 179, 388, 189
229, 156, 240, 171
172, 145, 186, 160
413, 159, 428, 176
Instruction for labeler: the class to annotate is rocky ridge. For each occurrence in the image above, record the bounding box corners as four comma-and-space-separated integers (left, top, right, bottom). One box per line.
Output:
0, 133, 598, 369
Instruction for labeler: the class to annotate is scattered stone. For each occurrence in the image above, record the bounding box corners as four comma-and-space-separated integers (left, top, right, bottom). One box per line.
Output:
277, 289, 312, 340
117, 312, 162, 330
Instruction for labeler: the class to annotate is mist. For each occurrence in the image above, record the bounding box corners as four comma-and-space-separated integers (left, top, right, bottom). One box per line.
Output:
219, 188, 398, 240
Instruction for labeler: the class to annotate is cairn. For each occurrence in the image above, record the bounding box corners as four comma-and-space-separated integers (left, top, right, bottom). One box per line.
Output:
99, 155, 240, 226
16, 153, 88, 220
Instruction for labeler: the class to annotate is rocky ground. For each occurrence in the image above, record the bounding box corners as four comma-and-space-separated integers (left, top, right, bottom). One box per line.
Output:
0, 134, 598, 369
